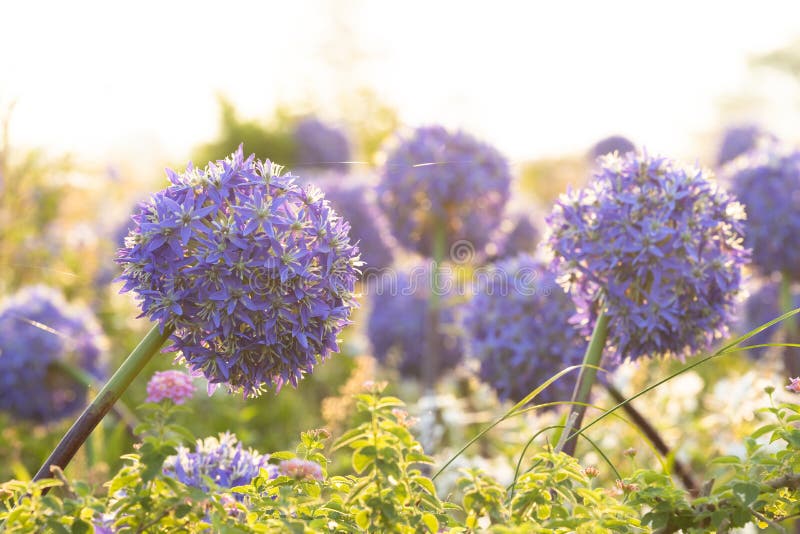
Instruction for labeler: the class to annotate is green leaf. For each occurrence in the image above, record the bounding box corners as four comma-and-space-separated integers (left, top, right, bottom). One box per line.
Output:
710, 455, 742, 465
421, 513, 439, 533
733, 482, 760, 506
355, 510, 370, 530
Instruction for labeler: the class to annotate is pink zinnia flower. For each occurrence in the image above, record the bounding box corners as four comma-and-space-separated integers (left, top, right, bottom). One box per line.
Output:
146, 370, 196, 404
278, 458, 324, 481
787, 377, 800, 394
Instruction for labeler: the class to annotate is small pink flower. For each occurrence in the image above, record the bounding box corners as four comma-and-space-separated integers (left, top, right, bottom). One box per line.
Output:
146, 370, 196, 404
278, 458, 324, 481
787, 377, 800, 393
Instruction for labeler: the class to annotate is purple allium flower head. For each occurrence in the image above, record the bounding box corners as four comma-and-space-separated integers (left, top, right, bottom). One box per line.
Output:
717, 124, 775, 167
309, 173, 399, 271
163, 432, 276, 495
724, 144, 800, 278
116, 147, 361, 397
293, 117, 351, 173
378, 125, 512, 257
545, 151, 749, 363
0, 286, 107, 422
366, 265, 463, 380
487, 212, 540, 262
277, 458, 324, 481
146, 370, 196, 404
739, 280, 800, 358
461, 255, 587, 404
589, 135, 635, 160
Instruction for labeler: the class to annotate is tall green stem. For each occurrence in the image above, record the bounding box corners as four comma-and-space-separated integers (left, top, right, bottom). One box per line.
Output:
780, 273, 800, 378
424, 223, 447, 390
53, 359, 140, 435
559, 311, 609, 457
32, 324, 172, 486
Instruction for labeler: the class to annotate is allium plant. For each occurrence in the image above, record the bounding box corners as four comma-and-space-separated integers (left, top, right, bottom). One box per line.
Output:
311, 174, 398, 271
546, 151, 749, 364
145, 370, 196, 404
117, 146, 361, 397
366, 266, 463, 380
717, 124, 774, 167
462, 255, 587, 404
724, 144, 800, 278
163, 432, 276, 495
0, 285, 107, 423
589, 135, 635, 160
378, 125, 512, 257
292, 117, 351, 173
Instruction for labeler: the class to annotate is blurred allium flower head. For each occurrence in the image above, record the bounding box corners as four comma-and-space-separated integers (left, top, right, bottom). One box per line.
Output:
739, 280, 800, 358
307, 172, 399, 271
462, 254, 587, 404
717, 124, 775, 167
366, 265, 463, 380
724, 143, 800, 277
163, 432, 276, 493
589, 135, 635, 161
378, 125, 512, 256
545, 151, 749, 363
146, 370, 196, 404
0, 285, 107, 422
293, 117, 351, 173
277, 458, 324, 481
486, 212, 540, 262
116, 147, 361, 397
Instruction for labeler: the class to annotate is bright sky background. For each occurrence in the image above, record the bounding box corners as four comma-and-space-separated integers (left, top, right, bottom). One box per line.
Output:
2, 0, 800, 171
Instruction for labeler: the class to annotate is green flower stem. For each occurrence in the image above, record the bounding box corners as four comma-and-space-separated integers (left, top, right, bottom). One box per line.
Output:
559, 311, 609, 457
424, 223, 447, 390
32, 324, 173, 486
780, 272, 800, 378
52, 359, 140, 435
604, 382, 699, 494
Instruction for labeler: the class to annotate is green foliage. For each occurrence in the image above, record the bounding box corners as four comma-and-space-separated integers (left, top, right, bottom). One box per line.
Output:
8, 386, 800, 532
192, 97, 298, 168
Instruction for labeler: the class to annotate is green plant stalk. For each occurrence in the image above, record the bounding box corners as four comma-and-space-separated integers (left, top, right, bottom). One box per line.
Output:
53, 359, 140, 435
780, 272, 800, 378
423, 223, 447, 390
559, 311, 609, 457
32, 324, 172, 486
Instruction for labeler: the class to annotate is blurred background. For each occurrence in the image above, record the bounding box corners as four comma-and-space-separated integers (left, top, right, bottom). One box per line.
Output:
3, 0, 800, 495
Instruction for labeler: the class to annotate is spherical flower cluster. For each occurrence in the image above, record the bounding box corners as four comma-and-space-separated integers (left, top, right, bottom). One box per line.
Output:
0, 285, 107, 423
277, 458, 324, 481
724, 144, 800, 277
589, 135, 635, 160
312, 174, 399, 271
461, 255, 588, 404
145, 370, 196, 404
366, 265, 463, 380
545, 151, 749, 363
116, 147, 361, 397
378, 125, 512, 256
739, 280, 800, 358
163, 432, 276, 494
293, 117, 351, 173
717, 124, 774, 167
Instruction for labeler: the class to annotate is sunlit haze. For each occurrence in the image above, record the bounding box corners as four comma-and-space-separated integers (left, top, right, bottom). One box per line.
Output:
3, 0, 800, 169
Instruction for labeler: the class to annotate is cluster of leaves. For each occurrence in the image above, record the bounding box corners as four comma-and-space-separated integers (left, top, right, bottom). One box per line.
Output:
6, 388, 800, 532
